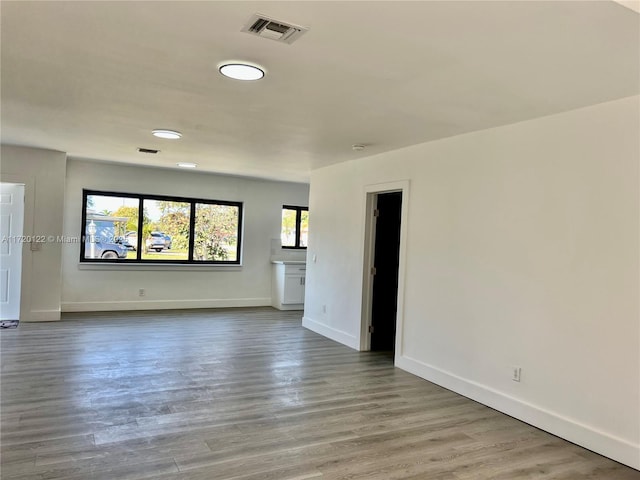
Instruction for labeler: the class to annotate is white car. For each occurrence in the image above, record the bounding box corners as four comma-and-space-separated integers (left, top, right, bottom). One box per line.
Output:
123, 231, 138, 250
145, 232, 166, 252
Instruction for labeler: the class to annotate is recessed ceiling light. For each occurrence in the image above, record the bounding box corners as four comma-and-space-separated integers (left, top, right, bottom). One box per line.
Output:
152, 129, 182, 139
219, 63, 265, 81
177, 162, 197, 168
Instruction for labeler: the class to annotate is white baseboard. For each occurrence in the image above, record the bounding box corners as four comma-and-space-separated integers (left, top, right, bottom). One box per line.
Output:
396, 354, 640, 471
22, 309, 61, 322
302, 316, 359, 350
272, 303, 304, 311
61, 297, 271, 312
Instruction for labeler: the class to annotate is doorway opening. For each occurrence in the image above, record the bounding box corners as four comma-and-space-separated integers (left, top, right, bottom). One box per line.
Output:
370, 192, 402, 352
361, 182, 407, 356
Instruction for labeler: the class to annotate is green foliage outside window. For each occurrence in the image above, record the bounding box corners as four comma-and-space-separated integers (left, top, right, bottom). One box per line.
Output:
81, 190, 242, 264
281, 206, 308, 249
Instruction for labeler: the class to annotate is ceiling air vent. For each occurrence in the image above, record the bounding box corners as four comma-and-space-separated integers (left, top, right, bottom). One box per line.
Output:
241, 14, 309, 44
138, 148, 159, 154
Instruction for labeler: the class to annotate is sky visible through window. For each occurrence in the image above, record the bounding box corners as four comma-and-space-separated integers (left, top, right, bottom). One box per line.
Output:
88, 196, 162, 222
83, 191, 242, 263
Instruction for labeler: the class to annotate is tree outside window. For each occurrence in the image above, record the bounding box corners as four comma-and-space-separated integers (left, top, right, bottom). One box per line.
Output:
281, 205, 308, 249
81, 190, 242, 264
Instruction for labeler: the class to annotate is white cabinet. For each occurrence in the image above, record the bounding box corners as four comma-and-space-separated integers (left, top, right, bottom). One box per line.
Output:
272, 262, 306, 310
283, 272, 305, 304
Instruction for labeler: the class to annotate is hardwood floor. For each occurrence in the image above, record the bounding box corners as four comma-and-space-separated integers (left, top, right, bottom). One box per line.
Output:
1, 308, 638, 479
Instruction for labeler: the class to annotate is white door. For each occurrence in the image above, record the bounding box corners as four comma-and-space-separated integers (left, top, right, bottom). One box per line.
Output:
0, 183, 25, 320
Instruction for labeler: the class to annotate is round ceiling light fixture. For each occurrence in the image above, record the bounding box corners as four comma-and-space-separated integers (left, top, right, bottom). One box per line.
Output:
152, 129, 182, 139
352, 144, 366, 151
219, 63, 265, 81
177, 162, 197, 168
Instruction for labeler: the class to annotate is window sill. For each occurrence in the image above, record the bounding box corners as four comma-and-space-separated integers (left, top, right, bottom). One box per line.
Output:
77, 262, 242, 271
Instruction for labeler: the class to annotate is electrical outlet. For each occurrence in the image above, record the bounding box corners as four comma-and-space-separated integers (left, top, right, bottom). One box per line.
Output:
512, 366, 522, 382
139, 289, 145, 297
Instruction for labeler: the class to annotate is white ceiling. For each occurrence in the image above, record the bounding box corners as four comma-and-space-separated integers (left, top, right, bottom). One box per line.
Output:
1, 1, 638, 183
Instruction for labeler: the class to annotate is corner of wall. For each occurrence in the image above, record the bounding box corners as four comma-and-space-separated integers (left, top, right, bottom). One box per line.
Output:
1, 145, 67, 322
302, 316, 360, 350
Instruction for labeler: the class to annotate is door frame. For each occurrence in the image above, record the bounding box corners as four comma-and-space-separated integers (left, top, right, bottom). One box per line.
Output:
360, 180, 410, 357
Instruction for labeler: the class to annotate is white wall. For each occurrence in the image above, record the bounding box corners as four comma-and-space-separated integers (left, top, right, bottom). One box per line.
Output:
0, 145, 67, 321
62, 159, 308, 311
303, 96, 640, 469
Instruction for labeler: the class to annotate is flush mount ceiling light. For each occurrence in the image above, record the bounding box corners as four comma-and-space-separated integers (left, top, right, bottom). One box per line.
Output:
152, 129, 182, 139
219, 63, 265, 81
177, 162, 197, 168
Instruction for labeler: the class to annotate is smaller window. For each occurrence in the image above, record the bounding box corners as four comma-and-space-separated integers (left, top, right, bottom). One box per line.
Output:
281, 205, 308, 249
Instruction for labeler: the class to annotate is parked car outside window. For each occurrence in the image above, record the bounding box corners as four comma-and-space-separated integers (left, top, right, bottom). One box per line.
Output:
84, 237, 128, 259
84, 218, 128, 259
145, 232, 166, 252
123, 231, 138, 250
162, 233, 172, 249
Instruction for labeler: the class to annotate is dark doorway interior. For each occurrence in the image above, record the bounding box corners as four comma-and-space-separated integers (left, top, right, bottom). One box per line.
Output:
370, 191, 402, 352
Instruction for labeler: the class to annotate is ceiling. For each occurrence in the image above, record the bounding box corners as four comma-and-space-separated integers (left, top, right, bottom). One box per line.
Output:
1, 1, 638, 183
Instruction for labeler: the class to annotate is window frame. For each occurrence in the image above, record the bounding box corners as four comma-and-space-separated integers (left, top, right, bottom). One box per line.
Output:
80, 189, 243, 265
281, 205, 308, 250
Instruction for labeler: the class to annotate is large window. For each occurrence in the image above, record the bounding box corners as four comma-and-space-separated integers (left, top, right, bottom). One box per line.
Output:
281, 205, 308, 249
81, 190, 242, 264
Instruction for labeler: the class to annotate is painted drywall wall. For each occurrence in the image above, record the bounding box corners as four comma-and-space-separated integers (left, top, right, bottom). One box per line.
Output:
62, 159, 308, 311
0, 145, 67, 321
303, 96, 640, 469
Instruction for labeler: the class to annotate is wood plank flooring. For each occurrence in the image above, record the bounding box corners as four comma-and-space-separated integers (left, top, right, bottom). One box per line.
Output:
1, 307, 638, 479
